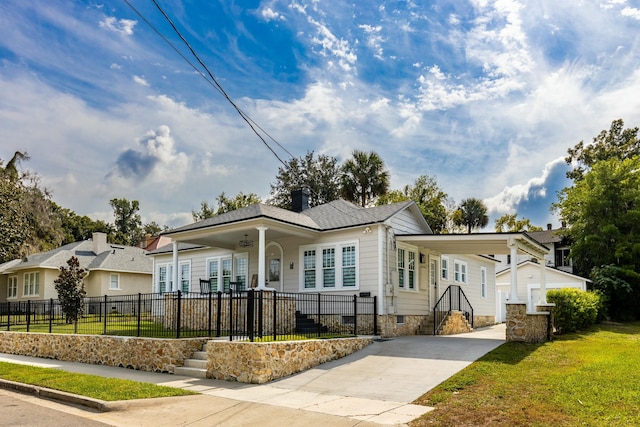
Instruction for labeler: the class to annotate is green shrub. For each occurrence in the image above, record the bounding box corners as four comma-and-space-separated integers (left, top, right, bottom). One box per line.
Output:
547, 288, 602, 334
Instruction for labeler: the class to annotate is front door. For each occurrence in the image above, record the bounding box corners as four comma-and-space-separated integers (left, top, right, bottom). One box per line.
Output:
265, 242, 284, 291
429, 259, 438, 310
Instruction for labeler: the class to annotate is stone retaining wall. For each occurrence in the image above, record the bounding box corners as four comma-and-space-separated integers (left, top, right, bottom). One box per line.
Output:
505, 303, 552, 343
0, 332, 207, 373
206, 337, 373, 384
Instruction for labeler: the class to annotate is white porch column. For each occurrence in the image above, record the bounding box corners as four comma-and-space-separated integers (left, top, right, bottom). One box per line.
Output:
538, 255, 548, 304
508, 239, 520, 302
256, 226, 268, 289
172, 241, 179, 292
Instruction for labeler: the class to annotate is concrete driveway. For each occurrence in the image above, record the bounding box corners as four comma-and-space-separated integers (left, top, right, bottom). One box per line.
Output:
0, 324, 506, 426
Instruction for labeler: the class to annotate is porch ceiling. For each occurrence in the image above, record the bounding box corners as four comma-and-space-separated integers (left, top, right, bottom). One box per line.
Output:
396, 232, 549, 258
166, 218, 318, 250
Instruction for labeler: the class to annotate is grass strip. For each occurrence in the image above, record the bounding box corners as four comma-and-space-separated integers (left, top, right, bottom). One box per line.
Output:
410, 321, 640, 427
0, 362, 197, 401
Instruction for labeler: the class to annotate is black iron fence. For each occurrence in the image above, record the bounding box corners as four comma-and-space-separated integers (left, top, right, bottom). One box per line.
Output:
0, 290, 377, 341
433, 285, 474, 335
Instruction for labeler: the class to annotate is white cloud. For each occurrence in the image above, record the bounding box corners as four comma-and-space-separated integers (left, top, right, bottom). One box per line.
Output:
133, 75, 150, 87
621, 7, 640, 19
99, 16, 137, 36
359, 24, 385, 59
484, 157, 566, 215
261, 7, 285, 21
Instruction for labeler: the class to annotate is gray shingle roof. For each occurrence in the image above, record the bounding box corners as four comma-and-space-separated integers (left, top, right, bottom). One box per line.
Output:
5, 240, 152, 274
165, 199, 416, 235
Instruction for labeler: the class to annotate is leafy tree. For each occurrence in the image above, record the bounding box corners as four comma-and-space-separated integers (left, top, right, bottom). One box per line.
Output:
143, 221, 168, 236
565, 119, 640, 181
453, 198, 489, 233
109, 198, 142, 246
554, 155, 640, 319
340, 150, 390, 207
377, 175, 449, 233
0, 151, 64, 262
494, 213, 543, 232
193, 191, 261, 221
269, 151, 340, 209
54, 256, 87, 330
53, 203, 112, 244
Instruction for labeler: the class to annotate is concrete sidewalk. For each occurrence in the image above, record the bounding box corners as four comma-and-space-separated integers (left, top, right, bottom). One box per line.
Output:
0, 324, 505, 426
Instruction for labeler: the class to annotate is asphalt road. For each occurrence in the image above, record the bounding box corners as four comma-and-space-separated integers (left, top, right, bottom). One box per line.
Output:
0, 389, 110, 427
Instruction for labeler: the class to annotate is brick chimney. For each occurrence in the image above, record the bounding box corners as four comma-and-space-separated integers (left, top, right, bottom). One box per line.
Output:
92, 232, 109, 255
291, 188, 310, 213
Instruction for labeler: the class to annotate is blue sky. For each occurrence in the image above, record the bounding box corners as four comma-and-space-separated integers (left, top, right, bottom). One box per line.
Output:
1, 1, 639, 230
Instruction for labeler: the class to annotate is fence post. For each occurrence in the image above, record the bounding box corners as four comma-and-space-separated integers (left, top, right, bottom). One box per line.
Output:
353, 294, 358, 335
317, 293, 321, 338
6, 301, 10, 331
247, 289, 255, 342
137, 293, 142, 337
272, 291, 277, 341
49, 299, 54, 333
26, 300, 31, 332
216, 291, 222, 337
229, 288, 234, 341
176, 290, 182, 339
257, 290, 263, 338
373, 296, 378, 336
103, 295, 108, 334
207, 290, 213, 337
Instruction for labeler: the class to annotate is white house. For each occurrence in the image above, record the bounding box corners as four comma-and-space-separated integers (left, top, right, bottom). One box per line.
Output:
495, 260, 591, 321
150, 190, 549, 336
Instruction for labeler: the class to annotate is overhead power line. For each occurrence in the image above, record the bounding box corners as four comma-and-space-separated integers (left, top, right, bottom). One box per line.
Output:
122, 0, 293, 165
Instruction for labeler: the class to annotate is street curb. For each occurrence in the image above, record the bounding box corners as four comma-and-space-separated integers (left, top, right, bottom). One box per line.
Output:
0, 378, 113, 412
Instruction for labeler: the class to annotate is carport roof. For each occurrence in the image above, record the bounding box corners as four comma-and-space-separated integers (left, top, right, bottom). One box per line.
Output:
396, 232, 549, 258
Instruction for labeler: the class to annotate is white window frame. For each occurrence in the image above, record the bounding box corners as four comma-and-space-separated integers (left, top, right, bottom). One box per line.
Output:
8, 276, 17, 299
441, 256, 449, 281
157, 260, 192, 293
109, 273, 120, 290
454, 260, 467, 284
299, 241, 359, 291
397, 245, 418, 292
180, 260, 191, 293
23, 272, 39, 296
480, 266, 487, 298
206, 253, 248, 292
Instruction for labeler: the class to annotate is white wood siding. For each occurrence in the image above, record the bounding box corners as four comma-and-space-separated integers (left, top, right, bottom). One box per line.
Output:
440, 255, 496, 317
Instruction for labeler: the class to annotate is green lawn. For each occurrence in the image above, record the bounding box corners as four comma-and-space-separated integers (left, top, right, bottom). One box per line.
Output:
410, 321, 640, 427
0, 362, 196, 401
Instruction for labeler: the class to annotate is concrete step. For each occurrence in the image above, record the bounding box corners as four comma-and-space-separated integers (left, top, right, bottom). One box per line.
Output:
192, 350, 208, 360
184, 358, 207, 369
174, 365, 207, 379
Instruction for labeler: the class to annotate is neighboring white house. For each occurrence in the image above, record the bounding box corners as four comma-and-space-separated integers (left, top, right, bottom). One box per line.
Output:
150, 190, 549, 336
495, 260, 591, 321
495, 224, 573, 274
0, 232, 153, 302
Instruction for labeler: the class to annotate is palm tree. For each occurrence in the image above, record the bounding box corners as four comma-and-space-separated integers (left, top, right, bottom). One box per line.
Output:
453, 198, 489, 233
340, 150, 390, 207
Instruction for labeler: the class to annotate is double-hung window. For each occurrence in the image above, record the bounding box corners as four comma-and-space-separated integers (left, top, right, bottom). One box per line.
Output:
342, 246, 356, 287
441, 256, 449, 281
158, 265, 168, 293
481, 267, 487, 298
454, 260, 467, 284
397, 247, 417, 290
303, 249, 317, 289
207, 254, 248, 292
180, 262, 191, 292
109, 273, 120, 290
322, 248, 336, 288
23, 272, 39, 296
8, 276, 17, 298
300, 242, 358, 290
